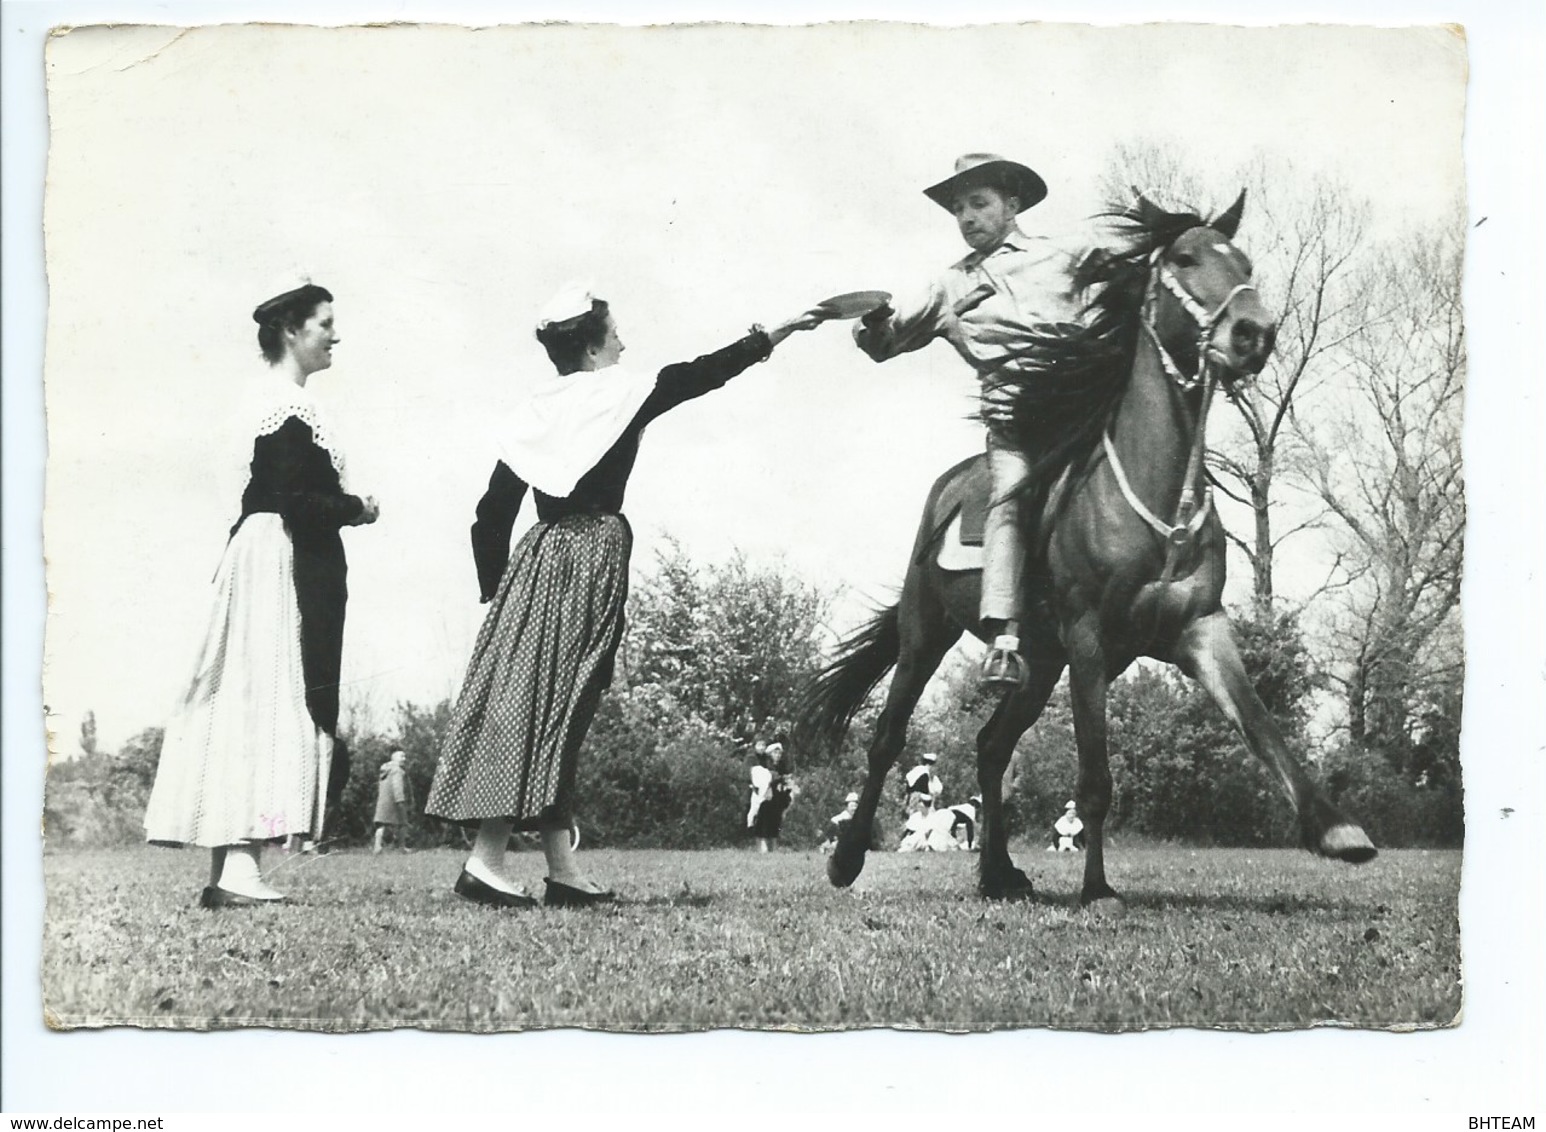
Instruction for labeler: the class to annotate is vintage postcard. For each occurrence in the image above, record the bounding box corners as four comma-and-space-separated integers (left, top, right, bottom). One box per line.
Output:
38, 18, 1469, 1043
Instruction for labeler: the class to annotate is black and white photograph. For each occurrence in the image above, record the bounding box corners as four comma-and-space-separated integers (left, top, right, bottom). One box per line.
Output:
4, 0, 1544, 1119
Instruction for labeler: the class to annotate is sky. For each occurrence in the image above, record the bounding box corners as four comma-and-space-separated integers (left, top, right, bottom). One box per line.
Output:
38, 20, 1469, 751
6, 0, 1544, 1119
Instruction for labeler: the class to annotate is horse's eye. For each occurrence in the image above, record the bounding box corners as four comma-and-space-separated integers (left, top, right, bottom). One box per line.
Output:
1171, 252, 1197, 268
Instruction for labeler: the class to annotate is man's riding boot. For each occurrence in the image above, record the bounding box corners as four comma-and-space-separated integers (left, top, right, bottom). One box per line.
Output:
981, 632, 1029, 692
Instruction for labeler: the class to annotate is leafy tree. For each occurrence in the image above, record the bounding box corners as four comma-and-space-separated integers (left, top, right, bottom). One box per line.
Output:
624, 539, 831, 750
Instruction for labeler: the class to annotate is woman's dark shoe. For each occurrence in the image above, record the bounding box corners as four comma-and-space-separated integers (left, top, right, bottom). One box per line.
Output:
543, 878, 617, 908
199, 885, 283, 909
454, 869, 538, 909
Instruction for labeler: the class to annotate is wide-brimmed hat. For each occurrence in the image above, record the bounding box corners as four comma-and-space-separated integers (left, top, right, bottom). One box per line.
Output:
922, 752, 938, 764
924, 153, 1047, 213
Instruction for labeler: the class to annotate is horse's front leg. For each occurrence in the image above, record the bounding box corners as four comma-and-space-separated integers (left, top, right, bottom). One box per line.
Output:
1066, 618, 1121, 908
976, 655, 1063, 899
1173, 612, 1376, 863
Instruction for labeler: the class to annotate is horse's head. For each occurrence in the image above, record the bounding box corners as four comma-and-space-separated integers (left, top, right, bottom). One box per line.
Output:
1142, 190, 1276, 389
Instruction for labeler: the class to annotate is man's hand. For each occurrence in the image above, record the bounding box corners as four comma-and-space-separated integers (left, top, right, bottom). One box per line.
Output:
860, 302, 894, 328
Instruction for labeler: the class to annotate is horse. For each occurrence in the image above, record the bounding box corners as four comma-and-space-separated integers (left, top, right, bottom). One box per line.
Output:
797, 192, 1377, 907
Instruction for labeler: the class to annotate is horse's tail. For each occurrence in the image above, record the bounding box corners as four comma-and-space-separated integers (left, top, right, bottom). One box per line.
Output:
795, 604, 902, 747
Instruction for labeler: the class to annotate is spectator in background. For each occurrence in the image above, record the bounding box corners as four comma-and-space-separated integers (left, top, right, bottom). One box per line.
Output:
903, 752, 944, 817
373, 750, 414, 853
748, 741, 798, 852
900, 794, 975, 852
947, 795, 981, 850
820, 791, 860, 854
1049, 799, 1086, 852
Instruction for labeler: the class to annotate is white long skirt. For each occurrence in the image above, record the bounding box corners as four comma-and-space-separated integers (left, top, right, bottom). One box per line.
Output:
143, 514, 331, 847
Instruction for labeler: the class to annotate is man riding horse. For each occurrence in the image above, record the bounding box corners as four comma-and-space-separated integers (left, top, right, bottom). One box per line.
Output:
805, 181, 1378, 903
854, 153, 1079, 691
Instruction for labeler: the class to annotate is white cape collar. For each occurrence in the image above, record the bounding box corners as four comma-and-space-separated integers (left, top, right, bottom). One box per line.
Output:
497, 364, 657, 497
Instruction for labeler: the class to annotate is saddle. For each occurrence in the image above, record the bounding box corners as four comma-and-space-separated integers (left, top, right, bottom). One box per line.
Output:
930, 454, 1068, 575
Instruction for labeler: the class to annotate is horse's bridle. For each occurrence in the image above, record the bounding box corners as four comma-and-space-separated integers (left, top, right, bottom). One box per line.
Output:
1107, 230, 1259, 576
1140, 235, 1260, 393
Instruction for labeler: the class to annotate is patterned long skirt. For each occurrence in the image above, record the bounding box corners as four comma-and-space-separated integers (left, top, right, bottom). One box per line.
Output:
143, 515, 331, 847
426, 513, 631, 826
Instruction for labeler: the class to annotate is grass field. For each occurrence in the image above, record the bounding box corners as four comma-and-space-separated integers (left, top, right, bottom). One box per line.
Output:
41, 843, 1461, 1033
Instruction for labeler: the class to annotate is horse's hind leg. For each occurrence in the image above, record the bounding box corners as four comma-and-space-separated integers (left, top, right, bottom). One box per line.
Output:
976, 652, 1065, 900
828, 595, 958, 889
1174, 612, 1375, 863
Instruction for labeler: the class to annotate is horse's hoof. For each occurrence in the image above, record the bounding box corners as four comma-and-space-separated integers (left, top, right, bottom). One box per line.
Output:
981, 883, 1036, 902
1319, 824, 1377, 864
980, 866, 1035, 902
827, 850, 865, 888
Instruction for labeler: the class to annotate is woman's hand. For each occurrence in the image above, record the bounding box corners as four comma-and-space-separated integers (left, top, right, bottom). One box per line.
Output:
764, 309, 829, 349
356, 496, 381, 525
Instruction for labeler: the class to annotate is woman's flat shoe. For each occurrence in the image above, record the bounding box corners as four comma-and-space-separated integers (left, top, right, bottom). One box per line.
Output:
199, 885, 284, 909
454, 869, 537, 909
543, 878, 617, 908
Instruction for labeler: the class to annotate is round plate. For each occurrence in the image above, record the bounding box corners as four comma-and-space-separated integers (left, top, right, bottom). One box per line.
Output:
812, 290, 892, 319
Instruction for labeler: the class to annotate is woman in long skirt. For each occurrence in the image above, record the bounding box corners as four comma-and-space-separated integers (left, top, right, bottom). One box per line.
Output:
426, 284, 822, 907
142, 283, 379, 907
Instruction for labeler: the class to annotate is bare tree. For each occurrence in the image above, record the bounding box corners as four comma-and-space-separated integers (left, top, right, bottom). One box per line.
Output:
1300, 226, 1466, 773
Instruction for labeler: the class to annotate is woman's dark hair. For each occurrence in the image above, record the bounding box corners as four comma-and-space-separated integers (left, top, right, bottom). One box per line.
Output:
253, 283, 334, 364
535, 299, 611, 374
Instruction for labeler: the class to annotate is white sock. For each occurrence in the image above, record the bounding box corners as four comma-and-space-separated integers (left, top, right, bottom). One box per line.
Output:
218, 844, 285, 900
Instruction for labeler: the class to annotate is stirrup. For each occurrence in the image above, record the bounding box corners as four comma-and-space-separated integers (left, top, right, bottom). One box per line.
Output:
981, 635, 1029, 692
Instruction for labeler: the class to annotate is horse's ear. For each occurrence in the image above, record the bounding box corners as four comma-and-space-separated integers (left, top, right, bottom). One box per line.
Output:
1129, 187, 1167, 225
1213, 189, 1247, 239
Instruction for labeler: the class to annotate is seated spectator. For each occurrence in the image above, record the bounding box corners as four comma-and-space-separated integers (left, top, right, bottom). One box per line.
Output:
820, 791, 860, 854
945, 795, 980, 850
1049, 800, 1086, 852
899, 796, 963, 852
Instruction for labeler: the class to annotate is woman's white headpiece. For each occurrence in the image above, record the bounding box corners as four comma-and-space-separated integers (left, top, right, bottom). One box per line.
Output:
536, 281, 600, 330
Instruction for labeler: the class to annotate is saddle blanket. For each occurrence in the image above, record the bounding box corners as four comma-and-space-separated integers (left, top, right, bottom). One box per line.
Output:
937, 512, 984, 573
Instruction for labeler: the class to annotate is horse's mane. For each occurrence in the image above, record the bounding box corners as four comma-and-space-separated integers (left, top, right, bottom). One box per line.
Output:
984, 199, 1219, 506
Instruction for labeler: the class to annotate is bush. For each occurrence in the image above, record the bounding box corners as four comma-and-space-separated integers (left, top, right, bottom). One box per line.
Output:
1318, 741, 1463, 848
45, 727, 162, 847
